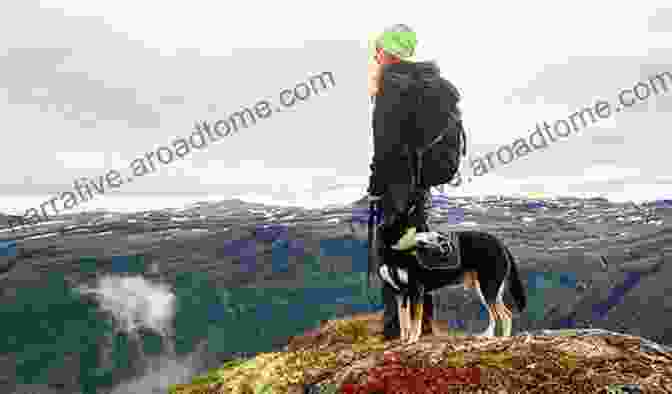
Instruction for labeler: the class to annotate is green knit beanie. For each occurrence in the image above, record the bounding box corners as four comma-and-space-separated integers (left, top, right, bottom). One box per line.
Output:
375, 24, 417, 59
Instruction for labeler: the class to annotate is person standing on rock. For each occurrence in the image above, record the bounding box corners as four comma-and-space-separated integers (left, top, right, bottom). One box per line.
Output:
366, 24, 467, 340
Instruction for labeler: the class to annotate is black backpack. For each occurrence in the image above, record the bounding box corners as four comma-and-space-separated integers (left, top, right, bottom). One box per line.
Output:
411, 78, 467, 190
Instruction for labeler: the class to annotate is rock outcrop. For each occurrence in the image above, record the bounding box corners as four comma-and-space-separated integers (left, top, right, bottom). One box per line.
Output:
169, 311, 672, 394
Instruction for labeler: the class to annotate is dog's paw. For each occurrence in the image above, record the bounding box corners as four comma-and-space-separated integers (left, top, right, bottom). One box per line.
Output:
403, 322, 421, 344
407, 334, 421, 344
400, 330, 410, 343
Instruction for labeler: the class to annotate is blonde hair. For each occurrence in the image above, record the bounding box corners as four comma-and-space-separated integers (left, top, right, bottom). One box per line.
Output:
368, 60, 382, 97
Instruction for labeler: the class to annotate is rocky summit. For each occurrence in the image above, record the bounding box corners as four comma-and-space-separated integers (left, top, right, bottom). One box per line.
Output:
169, 311, 672, 394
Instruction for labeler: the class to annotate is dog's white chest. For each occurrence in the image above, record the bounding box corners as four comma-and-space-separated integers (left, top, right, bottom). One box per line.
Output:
378, 265, 408, 291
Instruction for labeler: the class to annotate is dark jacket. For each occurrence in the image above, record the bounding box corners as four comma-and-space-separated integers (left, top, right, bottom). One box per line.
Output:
368, 61, 461, 214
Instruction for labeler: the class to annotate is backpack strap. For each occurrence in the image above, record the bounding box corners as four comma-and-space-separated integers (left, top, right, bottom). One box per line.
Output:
414, 110, 466, 190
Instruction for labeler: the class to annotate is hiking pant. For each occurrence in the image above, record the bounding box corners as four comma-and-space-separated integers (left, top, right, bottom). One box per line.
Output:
378, 188, 434, 339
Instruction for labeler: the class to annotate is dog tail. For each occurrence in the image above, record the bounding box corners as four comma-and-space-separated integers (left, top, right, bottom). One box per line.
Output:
505, 246, 527, 312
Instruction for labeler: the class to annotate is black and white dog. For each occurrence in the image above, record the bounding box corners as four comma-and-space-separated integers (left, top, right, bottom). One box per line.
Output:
377, 230, 527, 344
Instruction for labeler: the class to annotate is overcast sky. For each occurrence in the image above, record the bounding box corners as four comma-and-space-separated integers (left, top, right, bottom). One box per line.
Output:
1, 0, 672, 208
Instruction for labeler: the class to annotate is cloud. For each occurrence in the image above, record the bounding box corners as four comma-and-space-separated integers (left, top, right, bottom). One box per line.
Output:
54, 151, 107, 170
0, 48, 161, 128
590, 135, 626, 145
648, 8, 672, 32
177, 160, 343, 187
